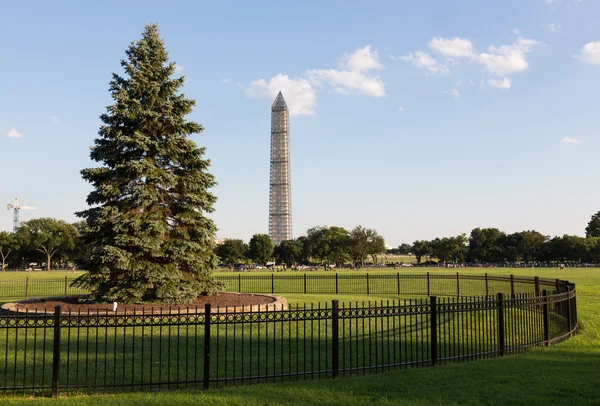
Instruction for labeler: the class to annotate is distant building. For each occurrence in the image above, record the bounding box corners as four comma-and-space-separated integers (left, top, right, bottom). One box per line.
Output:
269, 92, 293, 246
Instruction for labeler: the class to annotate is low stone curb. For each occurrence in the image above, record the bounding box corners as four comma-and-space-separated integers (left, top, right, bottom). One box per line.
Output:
1, 292, 288, 315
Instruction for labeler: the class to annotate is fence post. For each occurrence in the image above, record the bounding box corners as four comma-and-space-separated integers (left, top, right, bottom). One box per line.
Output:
335, 273, 339, 295
64, 276, 68, 296
366, 273, 370, 295
427, 272, 430, 297
566, 285, 573, 337
52, 305, 62, 398
555, 279, 559, 295
485, 273, 489, 297
542, 290, 549, 346
397, 272, 400, 296
304, 273, 307, 295
331, 300, 340, 378
510, 274, 515, 298
430, 296, 438, 366
534, 276, 540, 297
238, 274, 241, 293
203, 303, 211, 390
25, 277, 29, 300
456, 272, 460, 297
271, 273, 274, 294
497, 293, 505, 356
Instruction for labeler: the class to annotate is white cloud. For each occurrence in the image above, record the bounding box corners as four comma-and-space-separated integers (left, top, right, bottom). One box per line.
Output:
449, 88, 460, 98
488, 77, 512, 89
174, 64, 184, 73
561, 137, 584, 144
477, 38, 540, 76
221, 78, 232, 85
5, 127, 23, 139
246, 46, 385, 115
341, 45, 383, 72
307, 46, 386, 97
398, 105, 404, 113
246, 74, 317, 116
428, 37, 476, 58
402, 36, 539, 88
545, 23, 563, 33
576, 41, 600, 65
513, 28, 521, 35
393, 51, 449, 75
49, 116, 60, 124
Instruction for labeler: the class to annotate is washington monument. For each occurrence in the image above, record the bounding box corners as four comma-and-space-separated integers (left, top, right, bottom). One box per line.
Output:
269, 92, 292, 246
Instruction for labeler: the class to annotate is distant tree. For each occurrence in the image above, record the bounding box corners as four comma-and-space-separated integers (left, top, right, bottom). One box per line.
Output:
307, 227, 331, 266
215, 239, 248, 270
17, 218, 77, 271
0, 231, 19, 271
296, 236, 312, 263
498, 233, 519, 262
368, 235, 386, 263
349, 226, 384, 268
431, 235, 468, 264
585, 237, 600, 263
71, 220, 91, 268
326, 227, 351, 266
549, 235, 587, 263
586, 211, 600, 238
516, 230, 548, 263
274, 239, 303, 267
397, 243, 412, 255
72, 24, 222, 303
411, 240, 431, 264
468, 228, 505, 263
248, 234, 274, 265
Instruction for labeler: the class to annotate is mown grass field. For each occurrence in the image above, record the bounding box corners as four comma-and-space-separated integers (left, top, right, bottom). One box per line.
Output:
0, 267, 597, 405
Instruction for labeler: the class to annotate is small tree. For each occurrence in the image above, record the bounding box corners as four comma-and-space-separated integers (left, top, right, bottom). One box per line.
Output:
274, 239, 303, 267
74, 24, 222, 303
411, 240, 431, 264
586, 211, 600, 238
215, 239, 248, 270
397, 243, 412, 255
0, 231, 19, 271
248, 234, 274, 265
17, 218, 77, 271
349, 226, 383, 268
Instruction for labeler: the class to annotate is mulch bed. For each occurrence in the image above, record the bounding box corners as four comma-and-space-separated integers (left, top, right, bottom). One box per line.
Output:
14, 293, 276, 313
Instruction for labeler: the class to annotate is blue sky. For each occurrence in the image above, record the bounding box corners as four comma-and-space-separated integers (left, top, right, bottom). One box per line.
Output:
1, 0, 599, 246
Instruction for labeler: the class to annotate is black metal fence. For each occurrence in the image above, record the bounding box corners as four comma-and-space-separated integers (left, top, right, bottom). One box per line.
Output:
0, 272, 565, 300
0, 275, 578, 398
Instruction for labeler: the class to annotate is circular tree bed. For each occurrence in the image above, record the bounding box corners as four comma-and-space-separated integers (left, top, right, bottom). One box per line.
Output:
2, 292, 288, 315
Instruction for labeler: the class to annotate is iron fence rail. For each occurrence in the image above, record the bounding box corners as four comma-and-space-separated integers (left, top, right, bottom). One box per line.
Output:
0, 273, 562, 301
0, 275, 577, 398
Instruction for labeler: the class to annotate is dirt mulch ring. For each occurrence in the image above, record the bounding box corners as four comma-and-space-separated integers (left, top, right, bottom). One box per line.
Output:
8, 293, 285, 314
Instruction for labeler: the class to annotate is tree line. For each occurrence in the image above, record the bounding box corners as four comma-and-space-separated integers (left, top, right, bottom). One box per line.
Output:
392, 211, 600, 265
0, 218, 82, 271
215, 225, 386, 269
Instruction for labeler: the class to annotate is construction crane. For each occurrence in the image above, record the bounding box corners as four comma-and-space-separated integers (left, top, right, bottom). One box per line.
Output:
6, 198, 36, 232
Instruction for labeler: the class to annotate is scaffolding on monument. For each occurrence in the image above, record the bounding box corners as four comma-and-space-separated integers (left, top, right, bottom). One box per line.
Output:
269, 92, 292, 246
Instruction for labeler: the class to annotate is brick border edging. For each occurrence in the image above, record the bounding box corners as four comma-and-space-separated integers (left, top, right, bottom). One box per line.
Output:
0, 292, 288, 315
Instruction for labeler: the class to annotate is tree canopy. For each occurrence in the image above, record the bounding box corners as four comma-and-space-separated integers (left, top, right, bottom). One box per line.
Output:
73, 24, 222, 303
17, 218, 77, 271
248, 234, 274, 265
274, 239, 303, 267
586, 211, 600, 238
0, 231, 19, 271
215, 239, 248, 269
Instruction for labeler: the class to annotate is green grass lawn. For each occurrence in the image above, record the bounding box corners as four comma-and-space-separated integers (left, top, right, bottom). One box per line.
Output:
0, 268, 597, 405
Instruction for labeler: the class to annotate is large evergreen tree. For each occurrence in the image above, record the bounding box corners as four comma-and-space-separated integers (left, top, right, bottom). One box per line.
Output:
74, 24, 223, 303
